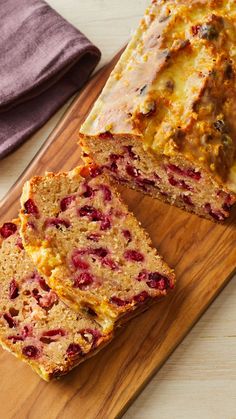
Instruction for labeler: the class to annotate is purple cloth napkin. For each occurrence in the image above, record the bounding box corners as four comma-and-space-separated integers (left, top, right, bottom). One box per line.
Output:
0, 0, 101, 158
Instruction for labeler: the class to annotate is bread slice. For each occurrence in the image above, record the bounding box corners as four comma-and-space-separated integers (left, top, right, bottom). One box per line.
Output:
0, 219, 112, 381
19, 166, 175, 330
79, 0, 236, 221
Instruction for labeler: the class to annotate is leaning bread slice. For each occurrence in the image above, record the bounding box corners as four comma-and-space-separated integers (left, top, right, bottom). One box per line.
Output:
0, 219, 112, 381
20, 166, 175, 330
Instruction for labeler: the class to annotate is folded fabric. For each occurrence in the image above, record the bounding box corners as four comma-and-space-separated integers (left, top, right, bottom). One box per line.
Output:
0, 0, 101, 159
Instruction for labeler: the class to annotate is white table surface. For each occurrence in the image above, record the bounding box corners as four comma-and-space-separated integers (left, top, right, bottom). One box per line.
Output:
0, 1, 236, 418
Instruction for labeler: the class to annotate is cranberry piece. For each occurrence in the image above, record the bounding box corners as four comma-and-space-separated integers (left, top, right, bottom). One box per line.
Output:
217, 190, 231, 201
89, 166, 103, 177
114, 209, 124, 218
168, 176, 179, 187
217, 191, 233, 211
166, 164, 184, 176
44, 218, 71, 229
133, 291, 149, 303
22, 325, 33, 339
99, 131, 113, 140
210, 210, 225, 221
205, 203, 225, 221
90, 247, 108, 258
109, 161, 118, 172
79, 206, 101, 219
126, 165, 139, 177
0, 222, 17, 239
16, 236, 24, 250
147, 273, 169, 290
168, 176, 192, 191
185, 168, 201, 180
100, 216, 111, 230
149, 278, 166, 290
87, 233, 101, 242
72, 253, 89, 270
38, 277, 50, 292
222, 203, 231, 212
27, 221, 36, 230
122, 229, 132, 242
30, 270, 41, 282
42, 329, 65, 337
124, 250, 144, 262
137, 269, 148, 281
82, 184, 94, 198
167, 164, 201, 180
38, 291, 58, 309
74, 272, 94, 289
78, 206, 110, 229
3, 313, 16, 328
124, 145, 138, 160
110, 153, 122, 161
154, 173, 161, 181
66, 343, 82, 357
8, 335, 23, 343
9, 279, 19, 300
80, 328, 101, 347
110, 296, 130, 306
24, 199, 39, 216
102, 258, 118, 270
9, 307, 19, 317
32, 288, 41, 302
205, 203, 211, 212
101, 185, 112, 201
168, 278, 175, 289
22, 345, 40, 358
182, 194, 194, 206
60, 195, 76, 211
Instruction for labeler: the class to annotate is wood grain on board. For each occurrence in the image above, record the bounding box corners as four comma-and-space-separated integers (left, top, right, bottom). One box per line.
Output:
0, 49, 235, 419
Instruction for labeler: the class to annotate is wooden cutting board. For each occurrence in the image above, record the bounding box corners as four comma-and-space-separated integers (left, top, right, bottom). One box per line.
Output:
0, 49, 236, 419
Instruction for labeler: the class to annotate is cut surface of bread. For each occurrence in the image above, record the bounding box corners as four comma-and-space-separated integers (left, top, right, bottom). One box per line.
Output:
79, 0, 236, 221
19, 166, 175, 330
0, 219, 112, 381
